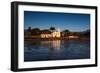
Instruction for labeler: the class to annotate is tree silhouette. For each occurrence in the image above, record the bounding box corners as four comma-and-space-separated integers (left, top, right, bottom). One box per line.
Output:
27, 27, 31, 32
31, 28, 40, 35
62, 29, 70, 36
63, 29, 70, 33
50, 27, 56, 31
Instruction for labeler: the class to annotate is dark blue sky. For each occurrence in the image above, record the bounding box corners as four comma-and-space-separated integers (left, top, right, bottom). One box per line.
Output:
24, 11, 90, 32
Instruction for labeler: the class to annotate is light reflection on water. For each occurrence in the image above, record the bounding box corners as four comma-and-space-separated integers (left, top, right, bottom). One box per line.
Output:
24, 40, 90, 62
40, 40, 61, 52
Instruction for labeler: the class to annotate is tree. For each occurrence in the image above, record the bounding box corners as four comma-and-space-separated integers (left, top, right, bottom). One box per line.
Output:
31, 28, 40, 35
41, 29, 51, 32
32, 28, 40, 31
63, 29, 70, 33
27, 27, 31, 32
50, 27, 56, 31
62, 29, 70, 36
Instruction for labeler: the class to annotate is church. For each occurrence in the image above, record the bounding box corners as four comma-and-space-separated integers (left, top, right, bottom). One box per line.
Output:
41, 28, 61, 38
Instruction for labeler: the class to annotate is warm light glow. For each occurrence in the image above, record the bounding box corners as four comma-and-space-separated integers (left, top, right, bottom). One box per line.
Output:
40, 28, 61, 38
68, 36, 79, 38
51, 40, 61, 50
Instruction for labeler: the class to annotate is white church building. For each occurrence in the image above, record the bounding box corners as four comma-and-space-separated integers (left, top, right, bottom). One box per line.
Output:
41, 28, 61, 38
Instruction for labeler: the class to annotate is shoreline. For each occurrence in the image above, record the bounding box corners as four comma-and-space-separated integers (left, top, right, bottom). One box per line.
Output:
24, 37, 90, 41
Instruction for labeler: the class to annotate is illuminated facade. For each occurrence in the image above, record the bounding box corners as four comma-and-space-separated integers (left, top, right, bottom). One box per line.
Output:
41, 28, 61, 38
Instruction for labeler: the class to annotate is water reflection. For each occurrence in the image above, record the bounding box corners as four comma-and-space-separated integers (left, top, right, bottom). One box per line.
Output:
40, 40, 61, 52
24, 40, 90, 62
51, 40, 61, 51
